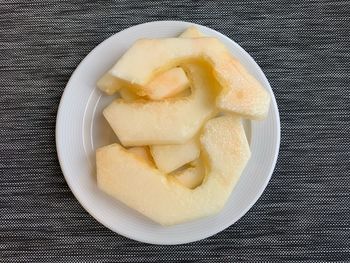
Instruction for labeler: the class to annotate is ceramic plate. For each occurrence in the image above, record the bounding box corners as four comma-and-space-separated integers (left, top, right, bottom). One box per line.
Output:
56, 21, 280, 245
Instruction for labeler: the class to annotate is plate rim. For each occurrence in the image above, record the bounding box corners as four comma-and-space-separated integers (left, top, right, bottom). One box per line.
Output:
56, 20, 280, 245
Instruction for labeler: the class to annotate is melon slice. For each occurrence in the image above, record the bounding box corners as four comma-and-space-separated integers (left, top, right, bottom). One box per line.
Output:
114, 27, 200, 101
109, 37, 270, 119
128, 147, 153, 166
150, 137, 200, 173
120, 85, 191, 102
145, 27, 205, 175
118, 88, 140, 102
97, 73, 128, 95
179, 26, 204, 38
172, 159, 205, 189
141, 67, 189, 100
98, 67, 189, 101
103, 63, 216, 146
96, 115, 250, 225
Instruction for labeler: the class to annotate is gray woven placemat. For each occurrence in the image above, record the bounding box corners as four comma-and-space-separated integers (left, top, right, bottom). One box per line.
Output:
1, 0, 349, 262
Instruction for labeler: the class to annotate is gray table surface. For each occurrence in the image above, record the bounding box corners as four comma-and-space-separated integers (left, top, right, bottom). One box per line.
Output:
1, 0, 349, 262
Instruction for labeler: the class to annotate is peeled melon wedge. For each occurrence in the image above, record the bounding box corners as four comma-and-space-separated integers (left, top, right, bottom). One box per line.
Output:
109, 37, 270, 119
119, 87, 191, 102
98, 67, 189, 100
103, 63, 216, 146
141, 67, 189, 100
129, 145, 203, 189
119, 87, 141, 102
150, 137, 200, 173
117, 27, 196, 102
96, 115, 250, 225
97, 73, 126, 95
172, 159, 205, 189
128, 147, 153, 166
180, 27, 270, 119
179, 26, 204, 38
144, 27, 204, 174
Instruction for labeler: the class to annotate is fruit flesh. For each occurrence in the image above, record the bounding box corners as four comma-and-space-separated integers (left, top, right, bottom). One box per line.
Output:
97, 73, 125, 95
103, 63, 217, 146
119, 88, 140, 102
109, 37, 270, 119
98, 67, 189, 100
128, 147, 154, 166
150, 137, 200, 173
96, 115, 250, 225
172, 159, 205, 189
120, 85, 191, 102
179, 26, 204, 38
141, 67, 189, 100
146, 27, 206, 184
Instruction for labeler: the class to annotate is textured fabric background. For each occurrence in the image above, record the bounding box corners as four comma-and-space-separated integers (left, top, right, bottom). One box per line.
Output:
1, 0, 349, 262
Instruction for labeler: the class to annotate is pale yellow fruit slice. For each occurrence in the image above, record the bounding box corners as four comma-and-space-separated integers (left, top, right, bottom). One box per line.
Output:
103, 63, 216, 146
119, 88, 140, 102
143, 27, 203, 179
128, 143, 203, 189
172, 159, 205, 189
141, 67, 189, 100
169, 27, 205, 188
109, 37, 270, 119
119, 86, 191, 102
179, 26, 204, 38
115, 26, 198, 102
98, 69, 189, 99
150, 137, 200, 173
176, 88, 191, 97
97, 73, 126, 95
96, 115, 250, 225
128, 147, 153, 166
98, 67, 189, 100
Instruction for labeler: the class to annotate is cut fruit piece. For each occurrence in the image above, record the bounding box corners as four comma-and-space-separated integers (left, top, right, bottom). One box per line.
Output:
179, 26, 204, 38
96, 115, 250, 225
109, 38, 225, 86
214, 57, 270, 119
129, 145, 203, 189
109, 37, 270, 119
200, 117, 251, 186
114, 26, 200, 102
142, 67, 189, 100
150, 137, 200, 173
119, 88, 141, 102
96, 72, 132, 95
128, 147, 153, 166
103, 63, 216, 146
120, 87, 191, 102
128, 145, 203, 189
176, 88, 191, 97
97, 73, 124, 95
119, 87, 191, 103
98, 67, 189, 99
172, 159, 205, 189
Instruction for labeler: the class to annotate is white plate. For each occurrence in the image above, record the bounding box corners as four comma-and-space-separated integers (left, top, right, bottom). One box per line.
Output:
56, 21, 280, 245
